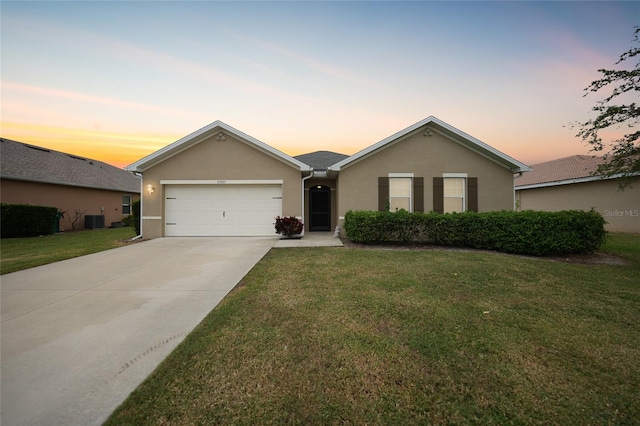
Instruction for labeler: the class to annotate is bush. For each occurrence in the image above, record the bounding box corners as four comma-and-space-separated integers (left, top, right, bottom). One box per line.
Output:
132, 200, 141, 235
122, 215, 135, 227
1, 203, 60, 238
344, 209, 607, 256
275, 216, 303, 237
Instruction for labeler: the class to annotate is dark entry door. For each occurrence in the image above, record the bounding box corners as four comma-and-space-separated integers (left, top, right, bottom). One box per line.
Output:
309, 186, 331, 231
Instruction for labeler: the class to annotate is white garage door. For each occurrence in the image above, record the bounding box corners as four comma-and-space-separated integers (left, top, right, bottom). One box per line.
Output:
165, 184, 282, 236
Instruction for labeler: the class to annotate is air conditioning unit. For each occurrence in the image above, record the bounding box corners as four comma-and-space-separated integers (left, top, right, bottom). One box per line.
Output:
84, 215, 105, 229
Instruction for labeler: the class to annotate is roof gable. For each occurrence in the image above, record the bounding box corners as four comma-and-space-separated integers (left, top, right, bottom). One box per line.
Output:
0, 138, 140, 193
126, 121, 311, 173
329, 116, 530, 173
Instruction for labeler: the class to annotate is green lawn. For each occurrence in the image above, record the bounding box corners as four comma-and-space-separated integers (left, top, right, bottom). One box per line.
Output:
0, 227, 137, 275
106, 233, 640, 425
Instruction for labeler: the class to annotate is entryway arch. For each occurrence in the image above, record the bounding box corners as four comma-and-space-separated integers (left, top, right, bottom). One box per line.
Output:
309, 185, 331, 231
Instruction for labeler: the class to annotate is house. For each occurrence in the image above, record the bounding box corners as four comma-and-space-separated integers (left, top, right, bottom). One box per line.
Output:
126, 117, 530, 239
0, 138, 141, 231
515, 155, 640, 233
294, 151, 348, 231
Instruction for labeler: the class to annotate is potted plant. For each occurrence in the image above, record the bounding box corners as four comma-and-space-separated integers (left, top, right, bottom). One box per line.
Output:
275, 216, 303, 238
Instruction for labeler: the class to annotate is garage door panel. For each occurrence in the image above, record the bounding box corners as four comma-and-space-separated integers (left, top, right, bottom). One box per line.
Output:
165, 184, 282, 236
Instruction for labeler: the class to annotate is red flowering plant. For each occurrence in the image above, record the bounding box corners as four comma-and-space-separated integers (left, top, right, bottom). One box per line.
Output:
274, 216, 303, 237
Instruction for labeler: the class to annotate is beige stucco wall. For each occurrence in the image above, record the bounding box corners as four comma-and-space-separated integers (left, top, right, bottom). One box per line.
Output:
0, 179, 140, 231
140, 133, 302, 239
516, 179, 640, 233
336, 128, 516, 230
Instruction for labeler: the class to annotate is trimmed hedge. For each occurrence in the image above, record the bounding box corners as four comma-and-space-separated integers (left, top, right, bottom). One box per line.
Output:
1, 203, 60, 238
344, 209, 607, 256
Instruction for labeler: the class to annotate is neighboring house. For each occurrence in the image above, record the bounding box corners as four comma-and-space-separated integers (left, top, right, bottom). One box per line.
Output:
515, 155, 639, 233
126, 116, 530, 239
0, 138, 141, 231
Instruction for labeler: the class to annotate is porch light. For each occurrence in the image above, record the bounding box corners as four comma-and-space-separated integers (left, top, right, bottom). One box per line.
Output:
146, 184, 155, 195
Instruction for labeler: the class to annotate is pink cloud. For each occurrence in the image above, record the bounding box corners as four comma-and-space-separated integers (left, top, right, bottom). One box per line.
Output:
222, 29, 396, 93
4, 14, 318, 105
2, 81, 208, 119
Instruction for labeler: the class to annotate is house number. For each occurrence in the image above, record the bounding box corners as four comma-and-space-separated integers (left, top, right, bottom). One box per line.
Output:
217, 180, 227, 184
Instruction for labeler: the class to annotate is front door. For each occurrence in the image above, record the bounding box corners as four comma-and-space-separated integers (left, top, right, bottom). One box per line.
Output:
309, 185, 331, 231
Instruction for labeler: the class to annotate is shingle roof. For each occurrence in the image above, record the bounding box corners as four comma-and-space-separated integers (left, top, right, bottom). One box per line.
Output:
294, 151, 349, 170
515, 155, 604, 188
0, 138, 140, 193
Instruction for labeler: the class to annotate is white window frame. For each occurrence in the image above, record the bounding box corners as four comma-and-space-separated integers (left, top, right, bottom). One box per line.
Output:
122, 194, 132, 215
443, 173, 467, 213
388, 173, 413, 212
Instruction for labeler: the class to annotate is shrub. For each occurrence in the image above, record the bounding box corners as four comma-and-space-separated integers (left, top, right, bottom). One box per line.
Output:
122, 215, 135, 227
65, 209, 84, 230
132, 200, 141, 235
344, 209, 607, 256
1, 203, 60, 238
275, 216, 303, 237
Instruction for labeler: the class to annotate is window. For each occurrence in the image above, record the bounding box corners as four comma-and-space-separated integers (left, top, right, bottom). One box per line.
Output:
122, 195, 132, 215
443, 177, 465, 213
387, 173, 414, 212
389, 177, 412, 211
433, 175, 477, 214
379, 175, 424, 213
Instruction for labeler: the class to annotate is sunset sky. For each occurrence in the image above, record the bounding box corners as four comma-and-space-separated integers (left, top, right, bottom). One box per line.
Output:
1, 1, 637, 169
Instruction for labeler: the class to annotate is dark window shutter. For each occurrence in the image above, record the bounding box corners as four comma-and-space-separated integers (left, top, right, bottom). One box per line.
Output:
433, 177, 444, 214
467, 177, 478, 212
413, 177, 424, 213
378, 177, 389, 211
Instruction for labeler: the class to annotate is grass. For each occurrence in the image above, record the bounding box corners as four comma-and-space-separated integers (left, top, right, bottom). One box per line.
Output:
600, 232, 640, 267
106, 233, 640, 425
0, 227, 137, 275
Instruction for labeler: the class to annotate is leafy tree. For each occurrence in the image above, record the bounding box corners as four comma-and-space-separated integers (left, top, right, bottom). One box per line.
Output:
575, 27, 639, 188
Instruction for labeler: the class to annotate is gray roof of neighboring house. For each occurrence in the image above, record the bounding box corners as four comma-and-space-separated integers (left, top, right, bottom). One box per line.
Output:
294, 150, 349, 170
515, 155, 605, 189
0, 138, 140, 193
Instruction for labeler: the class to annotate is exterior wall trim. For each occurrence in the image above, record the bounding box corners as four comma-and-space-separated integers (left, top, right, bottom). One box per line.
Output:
516, 175, 610, 190
388, 172, 414, 178
516, 172, 640, 190
160, 179, 284, 185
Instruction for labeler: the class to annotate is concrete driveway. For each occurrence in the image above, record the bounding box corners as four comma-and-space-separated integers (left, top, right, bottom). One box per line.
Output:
1, 237, 276, 426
